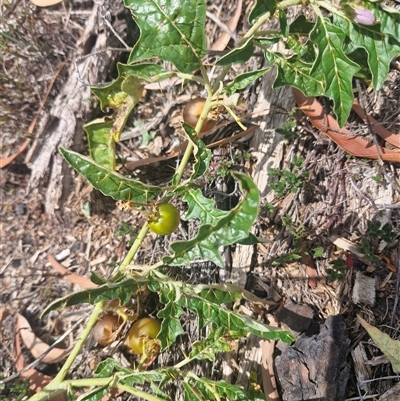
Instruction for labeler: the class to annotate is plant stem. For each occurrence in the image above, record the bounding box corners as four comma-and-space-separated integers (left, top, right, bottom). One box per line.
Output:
26, 302, 104, 401
120, 222, 150, 270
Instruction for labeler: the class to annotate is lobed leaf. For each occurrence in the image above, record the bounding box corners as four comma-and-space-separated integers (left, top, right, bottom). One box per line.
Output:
309, 16, 360, 126
334, 14, 400, 90
41, 279, 145, 316
187, 375, 266, 401
60, 147, 162, 202
180, 294, 295, 343
266, 50, 324, 97
123, 0, 206, 73
165, 172, 260, 267
189, 327, 233, 362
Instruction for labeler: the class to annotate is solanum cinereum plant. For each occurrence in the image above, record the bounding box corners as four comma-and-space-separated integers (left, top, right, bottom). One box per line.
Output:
28, 0, 399, 400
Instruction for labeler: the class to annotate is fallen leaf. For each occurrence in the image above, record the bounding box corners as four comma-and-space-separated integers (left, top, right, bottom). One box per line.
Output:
48, 254, 97, 289
5, 308, 68, 400
211, 0, 242, 51
293, 89, 400, 163
357, 315, 400, 373
17, 314, 71, 364
261, 315, 281, 401
352, 102, 400, 149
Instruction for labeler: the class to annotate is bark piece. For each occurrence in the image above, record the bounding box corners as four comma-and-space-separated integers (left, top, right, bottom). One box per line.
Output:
379, 382, 400, 401
352, 271, 376, 306
275, 299, 315, 334
351, 343, 372, 393
275, 315, 350, 401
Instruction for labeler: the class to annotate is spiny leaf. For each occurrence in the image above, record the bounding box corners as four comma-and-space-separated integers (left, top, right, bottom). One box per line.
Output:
165, 172, 259, 267
187, 375, 266, 401
60, 147, 162, 202
189, 327, 234, 362
334, 14, 400, 90
123, 0, 206, 73
41, 279, 145, 316
180, 294, 295, 343
309, 16, 360, 126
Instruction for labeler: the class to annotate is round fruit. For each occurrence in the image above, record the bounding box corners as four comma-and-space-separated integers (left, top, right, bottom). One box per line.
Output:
128, 317, 161, 355
182, 98, 217, 133
93, 314, 121, 346
148, 203, 180, 236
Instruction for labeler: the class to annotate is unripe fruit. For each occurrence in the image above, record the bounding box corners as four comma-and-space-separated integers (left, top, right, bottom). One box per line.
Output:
182, 98, 217, 133
128, 317, 161, 354
148, 203, 180, 236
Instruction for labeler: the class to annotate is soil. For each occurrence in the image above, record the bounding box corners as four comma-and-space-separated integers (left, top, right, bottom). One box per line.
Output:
1, 1, 400, 400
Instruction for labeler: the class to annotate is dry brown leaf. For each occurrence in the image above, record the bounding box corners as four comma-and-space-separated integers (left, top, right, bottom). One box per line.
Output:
0, 138, 30, 168
17, 314, 71, 364
293, 88, 400, 163
48, 254, 97, 289
352, 102, 400, 149
211, 0, 242, 51
261, 315, 281, 401
13, 312, 68, 399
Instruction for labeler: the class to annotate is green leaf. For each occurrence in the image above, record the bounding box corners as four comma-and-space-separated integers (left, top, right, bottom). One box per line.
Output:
117, 63, 172, 83
333, 14, 400, 90
41, 279, 146, 316
60, 147, 162, 202
123, 0, 206, 73
309, 16, 360, 126
249, 0, 277, 24
192, 284, 243, 304
76, 387, 108, 401
279, 9, 289, 37
224, 68, 270, 95
181, 294, 295, 343
181, 123, 211, 181
289, 15, 314, 35
183, 189, 226, 225
90, 271, 107, 285
372, 2, 400, 39
165, 172, 260, 267
189, 327, 232, 362
91, 76, 128, 110
266, 50, 324, 97
182, 382, 203, 401
157, 301, 185, 350
187, 375, 266, 401
216, 37, 254, 66
358, 315, 400, 373
84, 118, 116, 171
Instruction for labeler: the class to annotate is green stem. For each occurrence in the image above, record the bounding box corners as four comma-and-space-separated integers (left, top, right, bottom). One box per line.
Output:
120, 222, 150, 270
53, 302, 104, 384
27, 302, 104, 401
